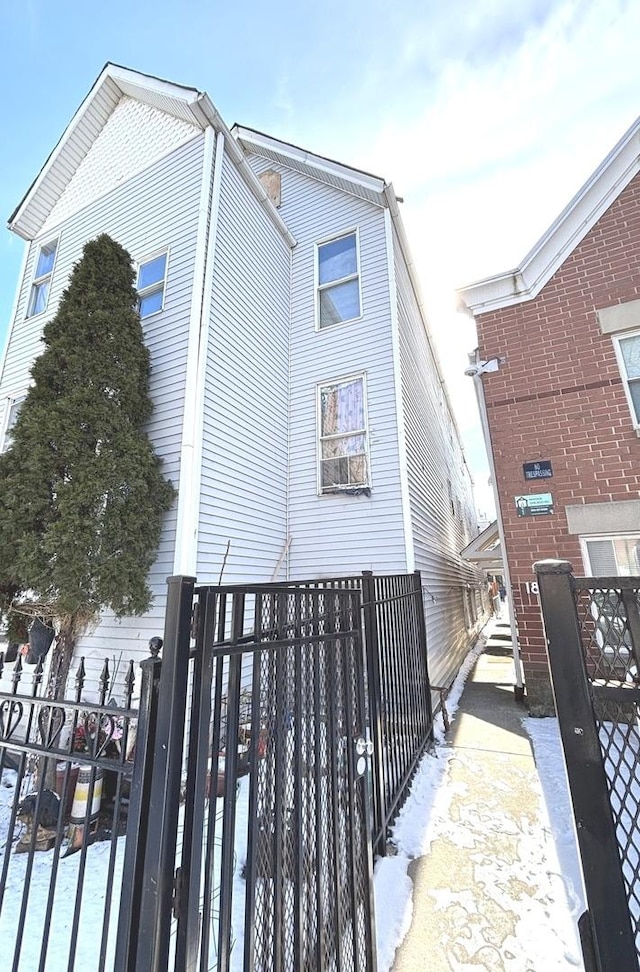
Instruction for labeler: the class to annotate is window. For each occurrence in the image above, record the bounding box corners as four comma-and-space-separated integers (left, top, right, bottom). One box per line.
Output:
614, 331, 640, 426
317, 232, 361, 329
318, 375, 369, 492
27, 240, 57, 318
137, 251, 168, 317
1, 393, 26, 452
582, 535, 640, 575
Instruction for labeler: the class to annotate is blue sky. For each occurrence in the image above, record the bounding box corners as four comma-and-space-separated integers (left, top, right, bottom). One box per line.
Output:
2, 0, 640, 513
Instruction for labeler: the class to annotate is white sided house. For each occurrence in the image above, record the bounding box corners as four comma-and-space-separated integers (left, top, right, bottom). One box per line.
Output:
0, 64, 483, 697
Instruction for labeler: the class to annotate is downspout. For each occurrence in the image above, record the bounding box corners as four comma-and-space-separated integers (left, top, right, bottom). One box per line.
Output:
384, 208, 414, 572
469, 356, 525, 697
173, 126, 219, 575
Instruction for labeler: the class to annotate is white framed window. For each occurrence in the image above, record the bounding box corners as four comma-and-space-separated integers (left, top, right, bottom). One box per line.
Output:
317, 373, 370, 493
581, 534, 640, 576
316, 231, 362, 329
613, 330, 640, 427
26, 239, 58, 318
137, 250, 168, 318
1, 392, 27, 452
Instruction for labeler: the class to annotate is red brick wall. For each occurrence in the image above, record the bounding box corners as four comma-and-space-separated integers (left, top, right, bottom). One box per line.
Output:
475, 172, 640, 711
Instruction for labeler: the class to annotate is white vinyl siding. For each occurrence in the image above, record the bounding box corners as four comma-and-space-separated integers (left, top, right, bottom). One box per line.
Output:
197, 148, 291, 584
392, 224, 481, 695
246, 156, 407, 578
0, 131, 206, 691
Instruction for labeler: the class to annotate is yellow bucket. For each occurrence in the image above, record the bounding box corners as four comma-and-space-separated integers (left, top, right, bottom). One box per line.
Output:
70, 766, 103, 825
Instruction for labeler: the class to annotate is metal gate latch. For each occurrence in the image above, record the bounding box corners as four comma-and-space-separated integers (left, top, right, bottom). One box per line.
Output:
354, 736, 374, 777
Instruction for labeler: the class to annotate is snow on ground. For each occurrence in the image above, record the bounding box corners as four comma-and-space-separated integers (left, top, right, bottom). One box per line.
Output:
2, 624, 589, 971
373, 629, 587, 971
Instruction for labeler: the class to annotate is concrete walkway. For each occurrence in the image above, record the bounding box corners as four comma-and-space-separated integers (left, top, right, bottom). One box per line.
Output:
391, 617, 577, 971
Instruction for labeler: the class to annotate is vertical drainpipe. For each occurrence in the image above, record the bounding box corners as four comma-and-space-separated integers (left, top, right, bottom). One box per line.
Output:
470, 361, 525, 697
173, 126, 222, 575
384, 208, 415, 573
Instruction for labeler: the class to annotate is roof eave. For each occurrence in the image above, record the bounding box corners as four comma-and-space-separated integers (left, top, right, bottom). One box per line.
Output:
457, 115, 640, 316
232, 125, 387, 195
8, 63, 208, 241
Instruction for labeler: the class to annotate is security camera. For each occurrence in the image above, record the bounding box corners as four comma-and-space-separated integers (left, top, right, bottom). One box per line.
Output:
464, 357, 503, 378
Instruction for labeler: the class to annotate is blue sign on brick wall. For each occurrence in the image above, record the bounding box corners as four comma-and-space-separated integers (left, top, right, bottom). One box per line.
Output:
515, 493, 554, 516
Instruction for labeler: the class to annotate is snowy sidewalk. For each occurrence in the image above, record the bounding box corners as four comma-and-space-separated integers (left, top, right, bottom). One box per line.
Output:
375, 618, 586, 971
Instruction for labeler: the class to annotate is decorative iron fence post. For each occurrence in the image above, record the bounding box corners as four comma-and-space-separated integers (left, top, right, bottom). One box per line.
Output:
135, 574, 196, 972
361, 570, 387, 857
534, 559, 638, 972
114, 646, 162, 970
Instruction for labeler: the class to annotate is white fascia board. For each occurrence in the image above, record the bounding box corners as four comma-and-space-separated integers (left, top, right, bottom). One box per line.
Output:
104, 63, 204, 109
8, 63, 296, 250
233, 126, 387, 194
458, 116, 640, 315
9, 63, 205, 241
199, 108, 295, 248
9, 66, 120, 239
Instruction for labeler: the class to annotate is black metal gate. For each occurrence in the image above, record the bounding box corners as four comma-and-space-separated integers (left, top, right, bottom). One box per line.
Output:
535, 560, 640, 972
131, 577, 377, 972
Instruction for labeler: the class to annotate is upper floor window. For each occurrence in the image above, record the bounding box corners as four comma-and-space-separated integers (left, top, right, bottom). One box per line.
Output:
317, 232, 361, 329
318, 374, 369, 493
26, 239, 58, 318
614, 331, 640, 427
1, 393, 26, 453
137, 251, 168, 318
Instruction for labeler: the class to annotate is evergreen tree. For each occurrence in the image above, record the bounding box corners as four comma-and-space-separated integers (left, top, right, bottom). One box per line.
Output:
0, 234, 175, 696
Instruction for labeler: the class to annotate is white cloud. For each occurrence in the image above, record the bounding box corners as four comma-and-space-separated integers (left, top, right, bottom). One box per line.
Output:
320, 0, 640, 512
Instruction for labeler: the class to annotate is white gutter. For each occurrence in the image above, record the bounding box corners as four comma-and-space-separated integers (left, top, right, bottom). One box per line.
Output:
172, 126, 217, 575
468, 356, 525, 695
191, 96, 296, 249
384, 208, 414, 572
232, 126, 387, 194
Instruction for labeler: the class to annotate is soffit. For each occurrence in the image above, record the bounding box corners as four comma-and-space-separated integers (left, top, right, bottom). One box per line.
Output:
233, 127, 387, 208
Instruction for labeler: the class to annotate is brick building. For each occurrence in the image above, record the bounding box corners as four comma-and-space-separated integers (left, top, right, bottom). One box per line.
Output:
457, 117, 640, 714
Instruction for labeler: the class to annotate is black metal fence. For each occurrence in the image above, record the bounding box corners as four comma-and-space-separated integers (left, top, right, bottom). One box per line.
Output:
535, 560, 640, 972
262, 571, 434, 856
0, 645, 159, 972
128, 577, 378, 972
1, 569, 434, 971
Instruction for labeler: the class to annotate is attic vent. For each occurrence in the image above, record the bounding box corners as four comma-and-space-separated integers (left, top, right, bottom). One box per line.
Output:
258, 169, 282, 208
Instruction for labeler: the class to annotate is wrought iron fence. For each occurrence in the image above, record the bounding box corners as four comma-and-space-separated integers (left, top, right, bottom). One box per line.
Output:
0, 644, 159, 972
1, 569, 433, 970
131, 577, 377, 972
535, 560, 640, 972
249, 571, 434, 856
